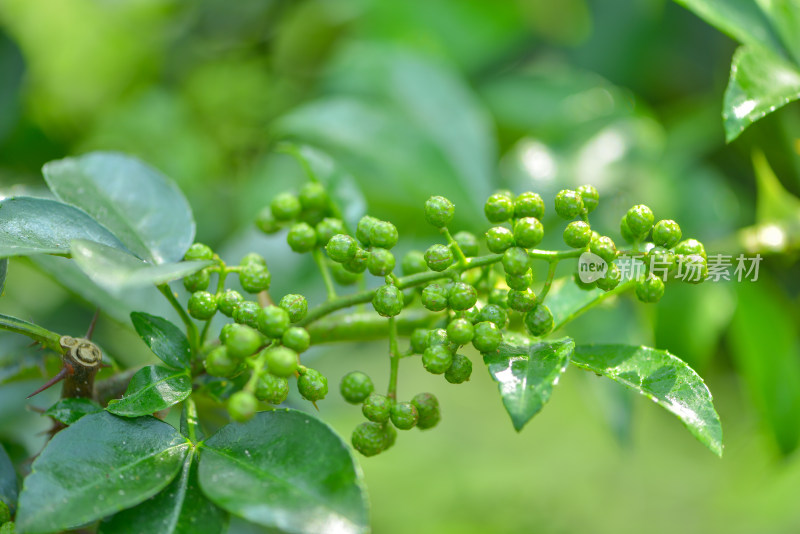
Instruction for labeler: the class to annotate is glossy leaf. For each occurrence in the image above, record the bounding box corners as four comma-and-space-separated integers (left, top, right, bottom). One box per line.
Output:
131, 312, 192, 370
0, 313, 62, 353
99, 451, 227, 534
44, 397, 103, 425
572, 344, 723, 456
484, 338, 574, 431
43, 151, 196, 264
546, 277, 605, 330
723, 45, 800, 141
0, 443, 16, 512
107, 365, 192, 417
16, 412, 190, 533
70, 239, 211, 295
198, 410, 369, 534
0, 196, 126, 258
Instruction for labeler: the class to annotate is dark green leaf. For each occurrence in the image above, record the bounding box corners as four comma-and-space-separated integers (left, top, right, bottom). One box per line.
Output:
131, 312, 192, 370
43, 151, 196, 264
44, 398, 102, 425
572, 344, 723, 457
546, 277, 605, 331
484, 338, 574, 431
723, 45, 800, 141
15, 412, 190, 533
198, 410, 368, 534
0, 443, 16, 513
0, 259, 7, 294
99, 451, 227, 534
0, 313, 62, 353
70, 239, 211, 294
0, 197, 127, 258
107, 366, 192, 417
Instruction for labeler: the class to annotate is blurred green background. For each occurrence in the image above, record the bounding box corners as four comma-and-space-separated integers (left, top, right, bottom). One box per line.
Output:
1, 0, 800, 533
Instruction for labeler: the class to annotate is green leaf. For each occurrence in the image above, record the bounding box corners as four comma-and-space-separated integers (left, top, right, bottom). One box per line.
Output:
0, 313, 62, 353
131, 312, 191, 370
44, 398, 103, 426
70, 239, 211, 295
198, 410, 368, 534
0, 443, 16, 513
484, 338, 574, 431
43, 151, 196, 264
572, 344, 723, 457
99, 451, 227, 534
755, 0, 800, 64
546, 277, 605, 330
728, 278, 800, 455
0, 196, 127, 258
107, 366, 192, 417
16, 412, 190, 533
752, 150, 800, 225
0, 258, 7, 294
723, 45, 800, 141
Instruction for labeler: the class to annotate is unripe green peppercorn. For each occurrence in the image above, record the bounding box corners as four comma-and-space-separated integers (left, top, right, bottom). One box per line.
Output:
287, 222, 317, 253
315, 217, 347, 245
421, 283, 449, 312
444, 353, 472, 384
367, 248, 395, 276
563, 221, 592, 249
485, 226, 515, 254
653, 219, 682, 248
239, 265, 271, 293
330, 263, 361, 285
340, 371, 375, 404
183, 269, 210, 293
573, 271, 597, 290
424, 244, 454, 272
502, 247, 530, 276
472, 321, 502, 353
257, 305, 291, 338
279, 293, 308, 323
507, 288, 537, 312
225, 324, 262, 360
299, 181, 328, 211
298, 368, 328, 401
635, 273, 665, 303
228, 391, 258, 423
423, 345, 453, 374
674, 239, 707, 261
265, 346, 298, 377
506, 269, 533, 291
184, 243, 214, 262
362, 393, 392, 422
373, 284, 404, 317
647, 246, 675, 272
488, 288, 508, 308
590, 235, 618, 263
282, 327, 311, 353
412, 392, 440, 430
596, 263, 621, 291
463, 306, 481, 324
326, 234, 358, 263
188, 291, 217, 320
576, 185, 599, 213
425, 196, 455, 228
620, 214, 636, 244
514, 192, 545, 219
484, 193, 515, 222
205, 346, 238, 377
678, 254, 708, 284
356, 215, 379, 246
391, 402, 419, 430
240, 253, 266, 268
344, 249, 370, 274
626, 204, 655, 238
426, 328, 449, 348
454, 231, 480, 257
370, 220, 399, 249
401, 250, 428, 275
271, 192, 302, 221
255, 373, 290, 404
219, 323, 237, 345
524, 305, 554, 337
256, 207, 281, 234
233, 301, 260, 329
478, 304, 508, 328
446, 318, 474, 345
351, 421, 389, 457
410, 329, 430, 354
218, 289, 244, 317
554, 190, 583, 219
513, 217, 544, 248
448, 282, 477, 311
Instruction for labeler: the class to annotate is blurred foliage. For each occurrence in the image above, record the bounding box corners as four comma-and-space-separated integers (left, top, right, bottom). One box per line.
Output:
1, 0, 800, 532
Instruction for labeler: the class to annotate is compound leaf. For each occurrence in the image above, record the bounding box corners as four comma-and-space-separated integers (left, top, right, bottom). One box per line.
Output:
107, 366, 192, 417
131, 312, 191, 370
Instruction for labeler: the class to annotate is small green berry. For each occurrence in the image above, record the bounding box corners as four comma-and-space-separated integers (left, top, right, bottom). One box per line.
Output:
485, 193, 515, 223
485, 226, 515, 254
412, 392, 440, 430
678, 254, 708, 284
257, 305, 291, 338
256, 207, 281, 234
674, 239, 707, 261
344, 249, 370, 274
506, 270, 532, 291
620, 214, 636, 244
188, 291, 217, 320
369, 220, 399, 249
478, 304, 508, 328
410, 329, 430, 354
218, 289, 244, 317
463, 306, 481, 324
362, 393, 392, 422
184, 243, 213, 262
424, 244, 454, 272
590, 235, 618, 263
287, 222, 317, 253
391, 402, 419, 430
423, 345, 453, 374
401, 250, 428, 275
502, 247, 530, 276
239, 264, 271, 293
340, 371, 374, 404
219, 323, 237, 345
524, 305, 554, 337
425, 196, 455, 228
373, 284, 404, 317
240, 253, 266, 268
635, 273, 665, 303
330, 263, 361, 285
554, 190, 583, 219
183, 269, 210, 293
488, 288, 509, 308
279, 293, 308, 323
444, 353, 472, 384
233, 301, 260, 329
514, 192, 545, 219
448, 282, 477, 311
507, 288, 537, 312
573, 271, 597, 290
299, 182, 328, 211
326, 234, 358, 263
298, 368, 328, 401
626, 204, 655, 238
228, 391, 258, 423
265, 346, 298, 377
653, 220, 682, 248
356, 216, 379, 246
255, 373, 289, 404
472, 321, 502, 353
426, 328, 450, 348
282, 327, 311, 353
513, 217, 544, 248
453, 231, 479, 257
421, 283, 449, 312
576, 185, 599, 213
367, 248, 395, 276
225, 324, 261, 359
446, 318, 474, 345
351, 421, 389, 457
315, 217, 347, 245
271, 192, 302, 221
647, 246, 676, 272
596, 263, 621, 291
204, 346, 238, 377
563, 221, 592, 249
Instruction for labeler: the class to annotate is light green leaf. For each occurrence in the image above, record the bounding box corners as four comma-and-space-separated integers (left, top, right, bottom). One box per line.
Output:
755, 0, 800, 64
484, 338, 574, 431
107, 366, 192, 417
198, 410, 368, 534
43, 151, 196, 264
0, 313, 62, 353
0, 443, 16, 513
44, 398, 102, 426
572, 344, 723, 457
545, 277, 605, 330
70, 239, 210, 295
0, 196, 127, 258
16, 412, 190, 533
99, 451, 227, 534
131, 312, 192, 370
752, 150, 800, 225
723, 45, 800, 141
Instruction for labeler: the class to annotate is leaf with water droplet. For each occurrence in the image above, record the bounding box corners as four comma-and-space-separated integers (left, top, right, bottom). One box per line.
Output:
107, 366, 192, 418
44, 397, 102, 425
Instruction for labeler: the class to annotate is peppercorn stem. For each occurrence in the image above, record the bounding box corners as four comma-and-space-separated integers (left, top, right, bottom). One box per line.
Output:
538, 260, 559, 302
184, 396, 200, 443
387, 317, 400, 400
552, 279, 635, 332
440, 227, 468, 267
158, 283, 199, 356
200, 267, 229, 345
312, 248, 337, 300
